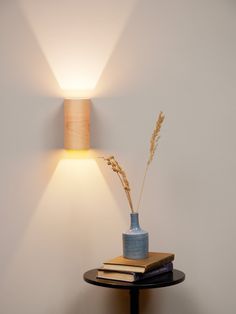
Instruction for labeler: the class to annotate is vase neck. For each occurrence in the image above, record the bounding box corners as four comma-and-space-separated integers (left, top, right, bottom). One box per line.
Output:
130, 213, 140, 229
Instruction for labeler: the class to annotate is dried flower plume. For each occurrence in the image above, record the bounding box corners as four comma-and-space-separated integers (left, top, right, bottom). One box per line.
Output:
100, 111, 165, 213
137, 111, 165, 212
148, 112, 165, 165
101, 156, 134, 212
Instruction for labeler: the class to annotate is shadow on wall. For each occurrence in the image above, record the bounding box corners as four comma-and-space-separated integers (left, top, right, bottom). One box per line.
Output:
65, 282, 201, 314
67, 288, 129, 314
140, 285, 202, 314
0, 0, 63, 288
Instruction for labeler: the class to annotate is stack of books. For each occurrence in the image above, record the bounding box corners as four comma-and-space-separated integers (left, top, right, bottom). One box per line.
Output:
97, 252, 174, 283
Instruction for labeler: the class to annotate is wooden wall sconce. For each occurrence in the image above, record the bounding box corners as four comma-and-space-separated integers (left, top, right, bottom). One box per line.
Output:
64, 99, 91, 150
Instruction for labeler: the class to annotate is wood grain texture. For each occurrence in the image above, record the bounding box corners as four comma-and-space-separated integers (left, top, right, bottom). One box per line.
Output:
64, 99, 91, 150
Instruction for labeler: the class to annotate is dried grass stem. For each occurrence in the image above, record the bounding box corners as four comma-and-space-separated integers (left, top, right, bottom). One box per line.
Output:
100, 111, 164, 214
136, 112, 165, 212
101, 156, 134, 213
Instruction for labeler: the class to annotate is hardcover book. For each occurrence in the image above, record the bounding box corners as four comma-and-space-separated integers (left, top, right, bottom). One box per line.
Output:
97, 262, 173, 282
102, 252, 174, 273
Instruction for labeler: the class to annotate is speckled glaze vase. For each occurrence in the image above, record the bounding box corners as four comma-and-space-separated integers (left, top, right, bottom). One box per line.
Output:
122, 213, 149, 259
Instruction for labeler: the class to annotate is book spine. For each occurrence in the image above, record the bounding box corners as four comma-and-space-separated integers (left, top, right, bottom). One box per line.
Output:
145, 255, 174, 272
134, 263, 173, 281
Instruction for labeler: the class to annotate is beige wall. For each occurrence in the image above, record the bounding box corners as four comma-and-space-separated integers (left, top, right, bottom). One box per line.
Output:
0, 0, 236, 313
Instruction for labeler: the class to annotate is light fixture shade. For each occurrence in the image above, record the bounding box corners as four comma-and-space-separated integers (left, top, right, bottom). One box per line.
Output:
64, 99, 91, 150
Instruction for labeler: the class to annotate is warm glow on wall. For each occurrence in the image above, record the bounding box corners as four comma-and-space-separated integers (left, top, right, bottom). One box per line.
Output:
20, 0, 137, 95
63, 89, 94, 99
3, 156, 125, 287
62, 149, 92, 160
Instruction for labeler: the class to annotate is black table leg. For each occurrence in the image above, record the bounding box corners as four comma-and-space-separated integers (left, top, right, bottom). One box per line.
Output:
130, 289, 139, 314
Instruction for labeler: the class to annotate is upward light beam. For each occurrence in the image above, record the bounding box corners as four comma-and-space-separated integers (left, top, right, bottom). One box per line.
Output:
1, 157, 126, 310
20, 0, 137, 97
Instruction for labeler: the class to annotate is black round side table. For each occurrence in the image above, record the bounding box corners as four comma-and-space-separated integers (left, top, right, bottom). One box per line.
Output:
83, 269, 185, 314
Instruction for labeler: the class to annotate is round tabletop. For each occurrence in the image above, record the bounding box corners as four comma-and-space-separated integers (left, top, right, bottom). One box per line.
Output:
83, 269, 185, 290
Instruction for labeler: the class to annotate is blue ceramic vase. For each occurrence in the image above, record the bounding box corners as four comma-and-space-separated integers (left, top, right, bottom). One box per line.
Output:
122, 213, 149, 259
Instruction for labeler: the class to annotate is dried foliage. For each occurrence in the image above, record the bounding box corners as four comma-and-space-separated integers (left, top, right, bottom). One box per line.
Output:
101, 156, 134, 213
148, 112, 165, 165
136, 112, 165, 212
100, 112, 165, 213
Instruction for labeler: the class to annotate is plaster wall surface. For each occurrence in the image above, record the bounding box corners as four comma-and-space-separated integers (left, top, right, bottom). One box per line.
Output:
0, 1, 235, 313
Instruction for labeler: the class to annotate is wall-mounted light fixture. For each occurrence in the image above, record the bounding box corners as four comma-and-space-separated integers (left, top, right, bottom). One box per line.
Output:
64, 99, 91, 150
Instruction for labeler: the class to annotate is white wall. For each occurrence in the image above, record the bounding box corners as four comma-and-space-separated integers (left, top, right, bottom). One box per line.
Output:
0, 0, 236, 313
